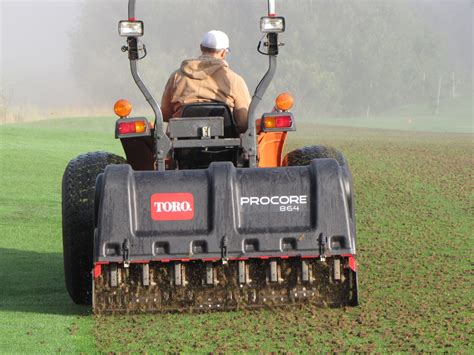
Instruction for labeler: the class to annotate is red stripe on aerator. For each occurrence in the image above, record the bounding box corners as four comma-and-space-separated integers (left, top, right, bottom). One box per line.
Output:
93, 264, 102, 279
348, 256, 357, 272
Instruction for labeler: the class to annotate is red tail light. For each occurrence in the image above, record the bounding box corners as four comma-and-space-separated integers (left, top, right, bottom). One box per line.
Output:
275, 115, 292, 128
118, 121, 137, 135
115, 118, 150, 138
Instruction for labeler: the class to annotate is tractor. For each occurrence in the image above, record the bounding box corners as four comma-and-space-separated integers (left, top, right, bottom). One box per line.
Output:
62, 0, 358, 313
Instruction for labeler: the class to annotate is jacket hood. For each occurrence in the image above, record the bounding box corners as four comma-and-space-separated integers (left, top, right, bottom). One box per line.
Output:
180, 56, 229, 80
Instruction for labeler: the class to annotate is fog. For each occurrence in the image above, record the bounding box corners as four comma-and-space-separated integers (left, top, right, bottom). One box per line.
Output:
1, 0, 83, 107
1, 0, 472, 131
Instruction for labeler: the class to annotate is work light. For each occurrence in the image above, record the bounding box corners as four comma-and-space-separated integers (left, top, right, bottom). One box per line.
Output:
118, 20, 144, 37
260, 16, 285, 33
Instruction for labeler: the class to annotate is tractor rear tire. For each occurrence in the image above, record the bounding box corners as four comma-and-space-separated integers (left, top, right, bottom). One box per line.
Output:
282, 145, 347, 167
283, 144, 354, 219
62, 152, 126, 305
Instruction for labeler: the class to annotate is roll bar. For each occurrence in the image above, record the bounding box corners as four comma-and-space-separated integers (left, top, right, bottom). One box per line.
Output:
268, 0, 276, 16
128, 0, 136, 18
123, 0, 281, 169
243, 0, 281, 167
127, 0, 170, 171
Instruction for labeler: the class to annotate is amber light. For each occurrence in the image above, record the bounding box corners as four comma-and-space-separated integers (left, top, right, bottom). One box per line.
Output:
135, 120, 146, 133
118, 120, 147, 135
264, 117, 276, 129
114, 99, 132, 118
275, 92, 294, 111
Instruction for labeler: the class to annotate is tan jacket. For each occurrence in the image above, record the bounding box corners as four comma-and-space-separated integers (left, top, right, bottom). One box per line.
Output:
161, 55, 252, 133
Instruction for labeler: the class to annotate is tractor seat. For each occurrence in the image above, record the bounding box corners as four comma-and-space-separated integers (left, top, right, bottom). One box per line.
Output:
181, 102, 237, 138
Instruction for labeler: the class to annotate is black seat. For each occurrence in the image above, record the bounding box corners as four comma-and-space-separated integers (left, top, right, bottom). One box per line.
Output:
181, 102, 237, 138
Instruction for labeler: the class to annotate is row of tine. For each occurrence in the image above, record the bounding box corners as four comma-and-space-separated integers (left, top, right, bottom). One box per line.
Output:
108, 259, 338, 288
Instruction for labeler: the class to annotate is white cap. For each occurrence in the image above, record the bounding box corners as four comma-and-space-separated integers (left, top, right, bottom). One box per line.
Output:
201, 30, 230, 51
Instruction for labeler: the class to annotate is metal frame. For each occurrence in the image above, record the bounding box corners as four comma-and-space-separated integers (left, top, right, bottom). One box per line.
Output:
127, 0, 170, 171
171, 139, 241, 149
242, 56, 277, 167
124, 0, 281, 169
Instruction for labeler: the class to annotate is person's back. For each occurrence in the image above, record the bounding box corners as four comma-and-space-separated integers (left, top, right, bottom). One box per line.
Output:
161, 30, 251, 133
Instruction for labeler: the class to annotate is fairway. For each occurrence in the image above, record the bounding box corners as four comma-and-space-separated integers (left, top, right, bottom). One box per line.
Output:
0, 117, 472, 352
313, 97, 473, 134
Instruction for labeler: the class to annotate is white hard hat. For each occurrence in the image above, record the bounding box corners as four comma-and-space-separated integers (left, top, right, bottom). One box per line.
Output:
201, 30, 230, 51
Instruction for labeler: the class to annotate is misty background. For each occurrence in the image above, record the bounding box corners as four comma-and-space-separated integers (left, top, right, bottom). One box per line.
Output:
0, 0, 472, 131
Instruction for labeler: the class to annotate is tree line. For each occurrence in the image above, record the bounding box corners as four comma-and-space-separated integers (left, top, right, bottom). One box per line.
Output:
70, 0, 471, 118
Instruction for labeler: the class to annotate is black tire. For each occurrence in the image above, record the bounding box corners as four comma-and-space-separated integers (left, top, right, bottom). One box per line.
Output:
62, 152, 126, 305
282, 145, 346, 167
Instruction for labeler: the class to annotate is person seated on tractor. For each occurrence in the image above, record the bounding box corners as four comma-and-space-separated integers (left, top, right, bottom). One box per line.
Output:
160, 30, 251, 133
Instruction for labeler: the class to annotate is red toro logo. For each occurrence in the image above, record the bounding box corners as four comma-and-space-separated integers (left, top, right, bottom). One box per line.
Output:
150, 193, 194, 221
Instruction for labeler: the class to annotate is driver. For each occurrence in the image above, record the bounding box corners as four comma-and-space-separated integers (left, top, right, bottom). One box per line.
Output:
160, 30, 252, 133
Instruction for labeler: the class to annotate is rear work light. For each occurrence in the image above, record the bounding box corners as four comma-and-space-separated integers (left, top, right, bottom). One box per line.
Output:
118, 20, 144, 37
115, 118, 151, 138
260, 16, 285, 33
261, 112, 296, 132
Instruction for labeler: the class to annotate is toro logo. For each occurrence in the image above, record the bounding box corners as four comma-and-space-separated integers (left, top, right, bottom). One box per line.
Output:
150, 193, 194, 221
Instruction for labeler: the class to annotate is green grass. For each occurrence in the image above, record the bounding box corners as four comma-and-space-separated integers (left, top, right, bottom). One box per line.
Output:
0, 118, 122, 353
0, 117, 472, 352
312, 96, 473, 133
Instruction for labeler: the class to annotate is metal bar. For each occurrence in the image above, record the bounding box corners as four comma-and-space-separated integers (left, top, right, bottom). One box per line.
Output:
206, 262, 214, 285
243, 56, 277, 167
129, 61, 171, 171
302, 259, 310, 282
126, 0, 170, 171
270, 260, 279, 282
172, 138, 241, 148
129, 61, 163, 128
142, 264, 150, 286
174, 262, 182, 286
110, 264, 118, 287
334, 259, 341, 281
128, 0, 136, 18
238, 260, 247, 284
268, 0, 276, 15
